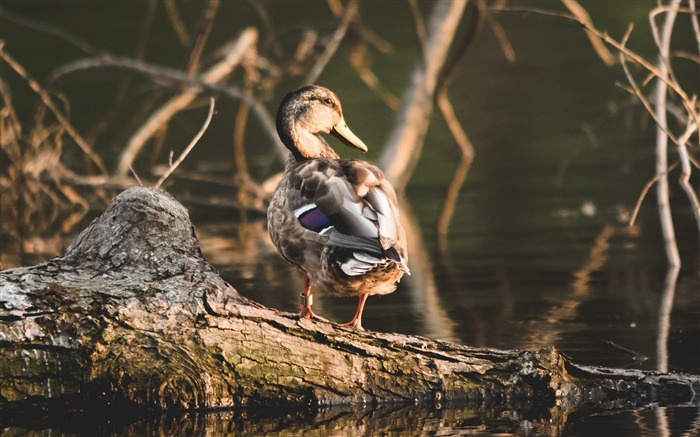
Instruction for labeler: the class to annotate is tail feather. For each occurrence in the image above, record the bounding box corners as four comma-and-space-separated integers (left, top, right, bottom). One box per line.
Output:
339, 251, 387, 276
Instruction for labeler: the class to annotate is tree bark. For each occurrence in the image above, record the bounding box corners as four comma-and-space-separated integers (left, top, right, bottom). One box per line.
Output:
1, 187, 698, 419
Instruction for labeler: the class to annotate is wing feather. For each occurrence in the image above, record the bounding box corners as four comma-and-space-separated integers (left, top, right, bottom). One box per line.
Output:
285, 159, 408, 274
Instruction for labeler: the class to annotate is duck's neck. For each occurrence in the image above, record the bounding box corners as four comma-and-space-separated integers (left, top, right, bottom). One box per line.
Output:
280, 124, 340, 162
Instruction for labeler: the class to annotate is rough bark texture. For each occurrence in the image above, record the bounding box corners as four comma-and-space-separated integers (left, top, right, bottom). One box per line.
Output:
1, 188, 698, 420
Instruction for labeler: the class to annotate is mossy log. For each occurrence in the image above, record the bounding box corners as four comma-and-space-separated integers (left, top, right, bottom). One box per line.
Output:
1, 187, 698, 420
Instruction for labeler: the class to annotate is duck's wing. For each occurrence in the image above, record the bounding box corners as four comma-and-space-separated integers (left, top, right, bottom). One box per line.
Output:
289, 159, 409, 276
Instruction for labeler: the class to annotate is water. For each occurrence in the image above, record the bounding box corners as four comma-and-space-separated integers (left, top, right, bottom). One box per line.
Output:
1, 0, 699, 435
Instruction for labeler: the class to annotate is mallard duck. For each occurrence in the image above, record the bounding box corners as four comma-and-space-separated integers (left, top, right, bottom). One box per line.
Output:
267, 85, 409, 330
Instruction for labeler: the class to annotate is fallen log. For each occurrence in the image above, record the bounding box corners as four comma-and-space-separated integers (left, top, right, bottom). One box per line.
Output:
1, 187, 698, 421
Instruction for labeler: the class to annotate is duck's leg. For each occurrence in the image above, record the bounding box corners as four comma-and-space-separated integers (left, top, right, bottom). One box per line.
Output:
299, 273, 328, 322
341, 294, 368, 331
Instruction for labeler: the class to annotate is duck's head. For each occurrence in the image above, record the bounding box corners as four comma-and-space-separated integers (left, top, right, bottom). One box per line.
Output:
276, 85, 368, 160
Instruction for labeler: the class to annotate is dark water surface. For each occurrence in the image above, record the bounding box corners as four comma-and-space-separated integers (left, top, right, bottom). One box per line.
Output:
2, 0, 699, 435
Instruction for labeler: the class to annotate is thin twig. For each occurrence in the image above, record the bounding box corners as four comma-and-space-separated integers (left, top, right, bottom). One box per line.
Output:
483, 1, 516, 63
629, 161, 680, 227
0, 46, 108, 174
117, 28, 257, 176
85, 0, 158, 148
649, 6, 682, 92
304, 0, 357, 84
675, 115, 700, 237
164, 0, 191, 47
491, 5, 699, 130
155, 98, 215, 189
378, 0, 468, 190
129, 166, 143, 187
435, 2, 481, 252
0, 7, 100, 55
606, 341, 648, 363
651, 0, 682, 267
690, 0, 700, 54
407, 0, 427, 51
561, 0, 615, 65
46, 51, 285, 163
184, 0, 220, 75
618, 24, 679, 145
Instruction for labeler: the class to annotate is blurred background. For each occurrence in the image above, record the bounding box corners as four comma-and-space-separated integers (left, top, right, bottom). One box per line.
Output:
1, 0, 698, 434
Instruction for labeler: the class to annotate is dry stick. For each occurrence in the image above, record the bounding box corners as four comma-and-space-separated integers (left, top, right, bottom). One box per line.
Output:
690, 0, 700, 53
327, 0, 392, 55
129, 166, 143, 187
407, 0, 427, 49
629, 161, 680, 227
617, 27, 679, 145
483, 3, 516, 63
561, 0, 615, 66
155, 98, 215, 190
164, 0, 191, 47
327, 0, 398, 108
86, 0, 158, 147
304, 0, 357, 84
232, 78, 256, 210
0, 8, 99, 55
491, 6, 700, 132
184, 0, 220, 75
378, 0, 468, 190
651, 0, 681, 268
46, 53, 286, 163
675, 116, 700, 236
435, 3, 482, 251
116, 28, 258, 176
650, 6, 686, 94
0, 47, 108, 175
348, 47, 401, 110
656, 264, 680, 373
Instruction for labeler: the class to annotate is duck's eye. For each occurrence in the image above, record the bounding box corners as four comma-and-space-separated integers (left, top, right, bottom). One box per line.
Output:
323, 98, 333, 105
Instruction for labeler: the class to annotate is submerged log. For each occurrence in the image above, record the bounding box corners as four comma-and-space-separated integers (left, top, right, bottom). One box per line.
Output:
1, 187, 698, 419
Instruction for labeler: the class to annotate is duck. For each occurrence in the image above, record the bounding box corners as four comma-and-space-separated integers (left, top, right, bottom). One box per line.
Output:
267, 85, 409, 331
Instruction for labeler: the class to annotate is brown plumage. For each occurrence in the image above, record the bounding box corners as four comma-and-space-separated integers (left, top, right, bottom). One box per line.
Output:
267, 85, 409, 330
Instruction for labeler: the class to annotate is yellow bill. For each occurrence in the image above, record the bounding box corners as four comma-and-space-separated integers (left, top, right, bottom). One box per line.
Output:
331, 116, 368, 153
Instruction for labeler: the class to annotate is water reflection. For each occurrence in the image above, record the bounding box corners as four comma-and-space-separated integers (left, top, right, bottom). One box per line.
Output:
5, 403, 700, 436
656, 266, 679, 373
400, 198, 458, 342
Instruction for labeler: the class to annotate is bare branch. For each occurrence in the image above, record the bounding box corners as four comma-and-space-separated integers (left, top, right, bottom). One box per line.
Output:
435, 2, 481, 251
561, 0, 615, 65
164, 0, 191, 47
0, 7, 99, 55
46, 50, 286, 164
116, 28, 257, 176
651, 0, 681, 267
629, 161, 679, 227
490, 5, 699, 129
379, 0, 468, 190
483, 1, 516, 63
690, 0, 700, 54
185, 0, 220, 75
407, 0, 427, 49
129, 166, 143, 187
155, 98, 215, 189
617, 25, 678, 145
304, 0, 357, 84
675, 115, 700, 238
0, 46, 108, 174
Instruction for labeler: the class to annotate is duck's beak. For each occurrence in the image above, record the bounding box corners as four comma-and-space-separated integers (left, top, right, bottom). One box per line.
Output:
331, 116, 368, 153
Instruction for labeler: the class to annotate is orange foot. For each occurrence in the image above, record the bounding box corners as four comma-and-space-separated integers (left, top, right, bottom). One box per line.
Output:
299, 305, 329, 322
339, 294, 367, 331
340, 317, 364, 331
